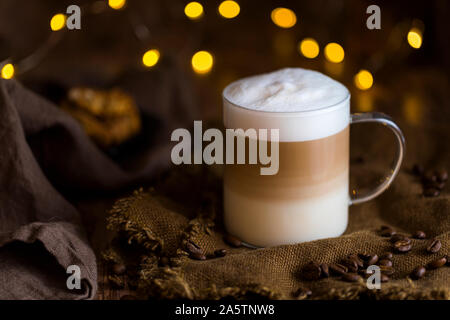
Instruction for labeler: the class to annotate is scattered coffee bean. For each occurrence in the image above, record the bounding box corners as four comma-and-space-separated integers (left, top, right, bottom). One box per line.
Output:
186, 241, 203, 256
423, 188, 440, 197
341, 273, 361, 282
427, 256, 447, 269
394, 240, 412, 253
390, 234, 410, 243
423, 171, 437, 184
112, 263, 126, 275
366, 254, 379, 266
413, 230, 426, 239
436, 169, 448, 182
379, 266, 395, 276
292, 287, 312, 299
190, 251, 206, 260
380, 274, 390, 283
412, 164, 424, 176
120, 295, 138, 300
329, 263, 348, 276
357, 253, 372, 261
380, 252, 393, 260
320, 263, 330, 278
380, 227, 396, 237
301, 261, 322, 281
348, 254, 364, 268
410, 266, 426, 280
378, 259, 393, 267
426, 239, 441, 253
224, 234, 242, 247
214, 249, 227, 257
342, 258, 358, 273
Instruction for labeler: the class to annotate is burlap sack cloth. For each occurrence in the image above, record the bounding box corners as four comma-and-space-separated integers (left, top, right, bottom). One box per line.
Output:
105, 117, 450, 299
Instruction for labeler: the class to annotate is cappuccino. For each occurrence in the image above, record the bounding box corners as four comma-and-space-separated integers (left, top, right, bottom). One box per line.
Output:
223, 68, 350, 247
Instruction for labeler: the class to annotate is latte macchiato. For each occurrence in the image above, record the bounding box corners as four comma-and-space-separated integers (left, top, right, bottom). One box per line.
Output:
223, 68, 350, 247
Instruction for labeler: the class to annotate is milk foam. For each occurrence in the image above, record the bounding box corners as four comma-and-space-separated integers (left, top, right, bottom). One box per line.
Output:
223, 68, 349, 113
223, 68, 350, 142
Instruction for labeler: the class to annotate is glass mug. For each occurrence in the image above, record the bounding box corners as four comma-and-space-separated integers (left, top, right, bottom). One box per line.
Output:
223, 84, 405, 247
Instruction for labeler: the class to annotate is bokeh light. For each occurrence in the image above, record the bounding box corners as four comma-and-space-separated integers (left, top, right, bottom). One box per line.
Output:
271, 8, 297, 29
407, 28, 422, 49
50, 13, 66, 31
108, 0, 126, 10
142, 49, 160, 67
354, 70, 374, 90
184, 2, 204, 20
191, 51, 213, 74
299, 38, 319, 59
1, 63, 15, 79
218, 1, 240, 19
324, 43, 344, 63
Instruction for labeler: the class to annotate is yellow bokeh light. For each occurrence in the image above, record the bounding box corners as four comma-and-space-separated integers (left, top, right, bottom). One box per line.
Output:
407, 28, 422, 49
184, 2, 204, 20
142, 49, 160, 67
324, 43, 345, 63
218, 1, 240, 19
354, 70, 374, 90
1, 63, 15, 79
191, 51, 213, 74
299, 38, 319, 59
108, 0, 126, 10
50, 13, 66, 31
271, 8, 297, 29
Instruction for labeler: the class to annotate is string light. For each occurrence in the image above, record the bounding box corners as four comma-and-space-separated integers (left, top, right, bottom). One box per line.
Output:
407, 28, 422, 49
108, 0, 126, 10
50, 13, 66, 31
218, 1, 240, 19
142, 49, 160, 67
324, 43, 344, 63
1, 63, 15, 79
184, 2, 204, 20
354, 69, 373, 90
191, 51, 213, 74
271, 8, 297, 29
299, 38, 319, 59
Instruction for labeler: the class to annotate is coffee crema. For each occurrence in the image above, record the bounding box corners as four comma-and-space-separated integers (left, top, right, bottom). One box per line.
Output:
223, 68, 351, 247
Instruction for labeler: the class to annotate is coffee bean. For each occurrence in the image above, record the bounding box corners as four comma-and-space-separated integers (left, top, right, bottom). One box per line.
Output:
378, 259, 393, 267
214, 249, 227, 257
426, 239, 441, 253
329, 263, 348, 276
436, 169, 448, 182
410, 266, 426, 280
423, 188, 440, 197
292, 287, 312, 299
320, 263, 330, 278
427, 256, 447, 269
394, 240, 412, 253
341, 258, 358, 273
423, 171, 437, 184
426, 181, 446, 190
348, 254, 364, 268
380, 252, 393, 260
446, 256, 450, 266
412, 164, 424, 176
390, 234, 410, 243
365, 254, 379, 267
120, 295, 138, 300
413, 230, 426, 239
112, 263, 126, 275
341, 273, 361, 282
379, 266, 395, 275
190, 251, 206, 260
224, 234, 242, 247
301, 261, 322, 281
380, 274, 390, 283
380, 227, 396, 237
357, 253, 372, 261
186, 240, 203, 255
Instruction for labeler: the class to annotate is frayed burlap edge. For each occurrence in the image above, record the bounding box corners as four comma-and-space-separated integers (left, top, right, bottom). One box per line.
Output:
105, 188, 450, 300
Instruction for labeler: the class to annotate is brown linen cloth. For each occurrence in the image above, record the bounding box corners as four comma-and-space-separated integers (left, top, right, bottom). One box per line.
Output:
0, 68, 196, 299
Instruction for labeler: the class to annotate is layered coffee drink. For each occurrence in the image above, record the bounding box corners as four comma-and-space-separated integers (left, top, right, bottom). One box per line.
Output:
223, 68, 350, 247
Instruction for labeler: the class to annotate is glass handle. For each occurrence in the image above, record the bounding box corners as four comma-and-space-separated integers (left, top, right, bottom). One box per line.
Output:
349, 112, 406, 205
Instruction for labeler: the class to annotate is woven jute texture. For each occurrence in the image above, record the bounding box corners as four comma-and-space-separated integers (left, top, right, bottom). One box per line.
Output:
105, 164, 450, 300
